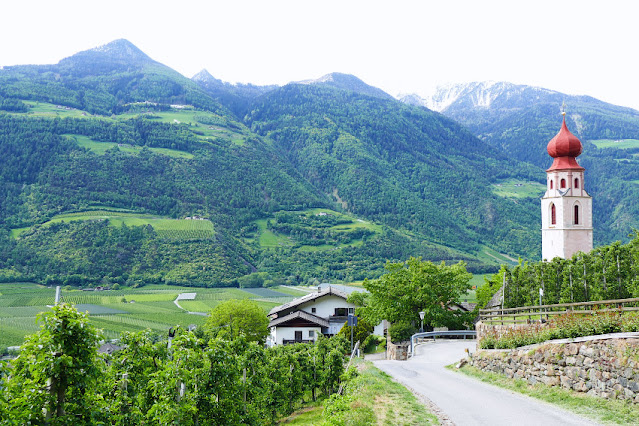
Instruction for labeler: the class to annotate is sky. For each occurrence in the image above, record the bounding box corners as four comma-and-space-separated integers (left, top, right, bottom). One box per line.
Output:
2, 0, 638, 109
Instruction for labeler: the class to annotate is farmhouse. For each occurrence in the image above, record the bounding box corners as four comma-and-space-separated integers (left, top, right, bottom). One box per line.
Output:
267, 286, 384, 346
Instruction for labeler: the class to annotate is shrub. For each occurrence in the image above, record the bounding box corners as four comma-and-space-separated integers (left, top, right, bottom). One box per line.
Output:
388, 321, 416, 343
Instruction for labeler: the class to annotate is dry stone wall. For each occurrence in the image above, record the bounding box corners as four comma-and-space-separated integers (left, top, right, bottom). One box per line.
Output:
469, 337, 639, 402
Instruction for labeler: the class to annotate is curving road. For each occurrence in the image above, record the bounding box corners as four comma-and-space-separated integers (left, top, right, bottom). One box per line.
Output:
373, 340, 600, 426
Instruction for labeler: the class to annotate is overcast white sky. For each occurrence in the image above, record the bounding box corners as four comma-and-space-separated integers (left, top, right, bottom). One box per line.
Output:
2, 0, 638, 109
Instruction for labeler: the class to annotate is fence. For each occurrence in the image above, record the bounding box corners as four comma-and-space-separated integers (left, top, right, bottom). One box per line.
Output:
479, 297, 639, 325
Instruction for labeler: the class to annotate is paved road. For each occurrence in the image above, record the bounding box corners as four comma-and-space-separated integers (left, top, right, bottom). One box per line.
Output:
373, 340, 600, 426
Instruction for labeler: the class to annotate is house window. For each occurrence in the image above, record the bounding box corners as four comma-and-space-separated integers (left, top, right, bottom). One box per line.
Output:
551, 203, 556, 225
309, 330, 315, 338
560, 178, 566, 189
311, 307, 316, 314
574, 178, 579, 189
550, 180, 553, 189
334, 308, 348, 316
574, 205, 579, 225
348, 308, 354, 314
295, 331, 303, 341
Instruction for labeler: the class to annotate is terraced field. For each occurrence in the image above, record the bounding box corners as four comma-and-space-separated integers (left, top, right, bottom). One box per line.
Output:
13, 210, 215, 241
0, 283, 296, 349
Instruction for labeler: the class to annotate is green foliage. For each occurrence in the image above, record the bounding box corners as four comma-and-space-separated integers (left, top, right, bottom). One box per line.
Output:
1, 304, 102, 424
388, 321, 417, 343
479, 310, 639, 349
336, 317, 373, 348
359, 257, 473, 331
205, 299, 269, 344
0, 303, 350, 424
491, 233, 639, 309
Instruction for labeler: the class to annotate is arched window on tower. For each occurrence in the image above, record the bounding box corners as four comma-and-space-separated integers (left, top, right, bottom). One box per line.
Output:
574, 177, 579, 189
550, 180, 554, 189
560, 178, 566, 189
574, 204, 580, 225
551, 203, 556, 225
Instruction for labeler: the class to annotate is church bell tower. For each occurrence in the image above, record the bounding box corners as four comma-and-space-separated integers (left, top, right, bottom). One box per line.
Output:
541, 112, 593, 260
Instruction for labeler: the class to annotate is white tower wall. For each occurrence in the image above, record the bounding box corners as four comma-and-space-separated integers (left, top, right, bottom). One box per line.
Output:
541, 169, 593, 260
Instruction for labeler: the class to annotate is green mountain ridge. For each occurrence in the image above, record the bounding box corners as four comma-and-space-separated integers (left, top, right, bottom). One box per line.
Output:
1, 41, 631, 288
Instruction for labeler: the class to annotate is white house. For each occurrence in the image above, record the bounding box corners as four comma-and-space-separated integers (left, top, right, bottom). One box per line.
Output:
268, 286, 384, 346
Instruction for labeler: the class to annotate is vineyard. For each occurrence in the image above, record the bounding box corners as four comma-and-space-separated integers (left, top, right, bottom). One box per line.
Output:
478, 233, 639, 309
0, 283, 299, 348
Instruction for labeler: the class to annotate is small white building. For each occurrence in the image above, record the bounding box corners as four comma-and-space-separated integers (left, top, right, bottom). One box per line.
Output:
268, 286, 383, 345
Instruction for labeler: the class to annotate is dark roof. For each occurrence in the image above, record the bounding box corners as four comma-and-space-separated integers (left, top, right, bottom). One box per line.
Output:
269, 310, 330, 328
98, 342, 123, 354
268, 286, 349, 317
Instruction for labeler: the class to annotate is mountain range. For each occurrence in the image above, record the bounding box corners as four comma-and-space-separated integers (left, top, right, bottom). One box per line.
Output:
0, 39, 637, 287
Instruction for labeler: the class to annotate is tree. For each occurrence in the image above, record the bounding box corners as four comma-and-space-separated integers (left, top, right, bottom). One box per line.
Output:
358, 257, 472, 330
205, 299, 269, 344
2, 304, 102, 424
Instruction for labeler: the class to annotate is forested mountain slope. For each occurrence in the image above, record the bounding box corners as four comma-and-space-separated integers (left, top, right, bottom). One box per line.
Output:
402, 82, 639, 244
0, 40, 564, 287
246, 84, 542, 258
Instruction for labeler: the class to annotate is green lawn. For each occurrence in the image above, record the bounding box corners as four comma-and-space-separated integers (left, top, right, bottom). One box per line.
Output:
285, 360, 438, 425
117, 109, 247, 145
491, 179, 546, 198
590, 139, 639, 150
66, 134, 194, 159
253, 209, 382, 251
18, 210, 216, 241
20, 101, 92, 119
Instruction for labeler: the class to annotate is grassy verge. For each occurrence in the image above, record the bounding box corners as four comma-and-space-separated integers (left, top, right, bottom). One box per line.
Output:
449, 364, 639, 425
283, 360, 438, 425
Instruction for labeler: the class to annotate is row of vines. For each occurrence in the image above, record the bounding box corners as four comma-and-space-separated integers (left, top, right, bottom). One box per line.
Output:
480, 232, 639, 309
0, 304, 348, 425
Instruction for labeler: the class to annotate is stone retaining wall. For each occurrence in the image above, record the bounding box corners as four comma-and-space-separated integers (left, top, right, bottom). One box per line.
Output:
469, 337, 639, 402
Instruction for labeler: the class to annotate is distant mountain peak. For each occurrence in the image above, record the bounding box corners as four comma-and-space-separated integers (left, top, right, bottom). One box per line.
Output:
192, 69, 217, 83
400, 81, 559, 112
59, 39, 155, 68
296, 72, 394, 100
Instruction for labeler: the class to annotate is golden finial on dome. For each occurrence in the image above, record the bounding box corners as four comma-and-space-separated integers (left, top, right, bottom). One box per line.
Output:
561, 101, 567, 116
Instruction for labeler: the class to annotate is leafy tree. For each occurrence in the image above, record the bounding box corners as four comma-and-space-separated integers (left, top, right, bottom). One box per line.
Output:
204, 299, 269, 344
336, 317, 374, 346
358, 257, 472, 330
2, 304, 102, 424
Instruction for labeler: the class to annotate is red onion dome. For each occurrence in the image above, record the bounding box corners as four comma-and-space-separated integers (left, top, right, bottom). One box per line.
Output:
547, 117, 583, 158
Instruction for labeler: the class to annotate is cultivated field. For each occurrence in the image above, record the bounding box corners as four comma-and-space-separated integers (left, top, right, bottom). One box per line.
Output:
0, 283, 306, 349
12, 210, 215, 241
66, 134, 194, 158
491, 179, 545, 198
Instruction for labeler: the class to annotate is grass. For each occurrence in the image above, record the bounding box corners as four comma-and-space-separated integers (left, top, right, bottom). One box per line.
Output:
66, 134, 194, 159
255, 219, 295, 248
285, 360, 438, 425
476, 245, 518, 266
26, 210, 215, 241
117, 109, 246, 145
252, 209, 383, 252
20, 101, 91, 118
463, 273, 492, 303
0, 283, 298, 348
491, 179, 546, 199
590, 139, 639, 150
450, 364, 639, 425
